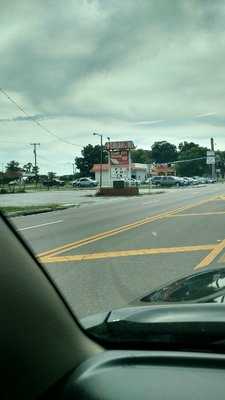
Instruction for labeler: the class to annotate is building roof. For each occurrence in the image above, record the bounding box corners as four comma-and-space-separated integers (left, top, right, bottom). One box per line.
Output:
91, 164, 110, 172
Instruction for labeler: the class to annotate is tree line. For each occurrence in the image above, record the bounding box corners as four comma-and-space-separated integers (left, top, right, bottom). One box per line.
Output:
2, 141, 225, 181
75, 141, 225, 178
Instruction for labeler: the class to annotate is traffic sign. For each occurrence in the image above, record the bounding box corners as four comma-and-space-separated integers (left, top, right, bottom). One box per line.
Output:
206, 150, 215, 164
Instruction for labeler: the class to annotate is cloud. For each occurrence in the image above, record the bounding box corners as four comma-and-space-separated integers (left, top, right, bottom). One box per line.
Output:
133, 120, 165, 126
196, 112, 217, 118
1, 0, 225, 173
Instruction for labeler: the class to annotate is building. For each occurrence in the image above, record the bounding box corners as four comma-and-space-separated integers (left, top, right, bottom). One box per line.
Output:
150, 163, 176, 176
91, 163, 148, 186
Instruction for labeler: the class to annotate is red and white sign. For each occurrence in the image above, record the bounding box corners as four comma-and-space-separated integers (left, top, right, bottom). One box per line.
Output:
111, 151, 129, 165
105, 141, 135, 150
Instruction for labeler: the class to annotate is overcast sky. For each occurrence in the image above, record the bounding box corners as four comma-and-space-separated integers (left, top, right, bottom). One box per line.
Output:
1, 0, 225, 174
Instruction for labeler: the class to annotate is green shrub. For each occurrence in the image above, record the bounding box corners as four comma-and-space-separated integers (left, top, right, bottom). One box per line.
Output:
0, 188, 8, 194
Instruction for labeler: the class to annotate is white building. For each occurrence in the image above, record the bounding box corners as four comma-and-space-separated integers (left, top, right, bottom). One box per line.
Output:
91, 163, 148, 186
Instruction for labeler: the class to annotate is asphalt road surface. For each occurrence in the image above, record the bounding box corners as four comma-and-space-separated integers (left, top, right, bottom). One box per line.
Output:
10, 183, 225, 320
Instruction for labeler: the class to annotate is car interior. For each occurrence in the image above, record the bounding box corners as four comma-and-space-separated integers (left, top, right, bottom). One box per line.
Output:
1, 211, 225, 400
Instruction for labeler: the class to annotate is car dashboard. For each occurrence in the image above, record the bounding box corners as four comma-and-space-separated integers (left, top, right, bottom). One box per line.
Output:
63, 350, 225, 399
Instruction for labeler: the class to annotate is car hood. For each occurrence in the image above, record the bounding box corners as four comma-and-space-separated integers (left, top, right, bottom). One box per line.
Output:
81, 267, 225, 330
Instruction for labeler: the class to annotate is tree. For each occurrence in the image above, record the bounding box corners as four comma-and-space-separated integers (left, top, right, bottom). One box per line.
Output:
75, 144, 108, 177
5, 161, 22, 179
48, 172, 56, 182
23, 162, 33, 173
151, 141, 178, 163
215, 151, 225, 178
131, 149, 152, 163
176, 142, 209, 176
32, 165, 39, 176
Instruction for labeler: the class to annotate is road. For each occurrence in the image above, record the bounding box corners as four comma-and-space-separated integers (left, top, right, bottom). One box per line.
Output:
10, 183, 225, 320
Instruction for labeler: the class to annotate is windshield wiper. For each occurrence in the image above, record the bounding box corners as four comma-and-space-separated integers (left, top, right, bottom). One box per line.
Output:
86, 304, 225, 351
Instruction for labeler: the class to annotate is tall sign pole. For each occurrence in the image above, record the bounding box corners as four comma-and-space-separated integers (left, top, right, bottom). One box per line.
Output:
128, 149, 132, 186
93, 132, 103, 188
107, 136, 111, 187
210, 138, 216, 179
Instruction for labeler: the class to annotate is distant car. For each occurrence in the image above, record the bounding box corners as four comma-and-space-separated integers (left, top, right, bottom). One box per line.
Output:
124, 178, 141, 186
160, 176, 184, 187
42, 179, 65, 187
207, 177, 217, 183
182, 177, 191, 186
73, 177, 98, 188
144, 177, 153, 184
151, 176, 163, 186
8, 180, 19, 185
183, 177, 194, 185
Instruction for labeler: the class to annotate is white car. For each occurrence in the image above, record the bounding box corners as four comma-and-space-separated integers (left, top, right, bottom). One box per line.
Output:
73, 177, 98, 188
125, 178, 141, 186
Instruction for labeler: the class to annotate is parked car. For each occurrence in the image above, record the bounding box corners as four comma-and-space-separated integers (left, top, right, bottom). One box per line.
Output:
73, 177, 98, 187
206, 177, 217, 183
151, 176, 163, 186
144, 177, 151, 184
125, 178, 141, 186
42, 178, 65, 187
182, 177, 191, 186
160, 176, 185, 187
8, 180, 19, 185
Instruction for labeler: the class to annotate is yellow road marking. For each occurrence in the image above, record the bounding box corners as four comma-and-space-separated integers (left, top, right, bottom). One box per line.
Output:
38, 194, 220, 259
167, 211, 225, 217
219, 253, 225, 263
194, 238, 225, 270
215, 196, 225, 201
41, 244, 215, 263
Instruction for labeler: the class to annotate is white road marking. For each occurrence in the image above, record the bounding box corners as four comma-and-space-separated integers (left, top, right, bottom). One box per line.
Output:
18, 220, 63, 231
142, 200, 157, 205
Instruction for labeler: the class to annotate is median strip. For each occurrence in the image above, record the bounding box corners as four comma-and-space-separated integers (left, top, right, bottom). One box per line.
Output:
41, 244, 214, 263
1, 203, 78, 217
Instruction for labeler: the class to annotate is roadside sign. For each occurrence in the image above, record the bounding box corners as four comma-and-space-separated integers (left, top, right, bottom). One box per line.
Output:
206, 150, 215, 165
105, 141, 135, 150
111, 150, 129, 165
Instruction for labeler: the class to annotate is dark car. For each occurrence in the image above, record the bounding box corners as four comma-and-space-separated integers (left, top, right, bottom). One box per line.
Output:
42, 178, 65, 187
160, 176, 184, 187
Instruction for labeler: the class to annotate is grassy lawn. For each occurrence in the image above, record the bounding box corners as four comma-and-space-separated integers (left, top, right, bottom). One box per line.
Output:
0, 204, 61, 213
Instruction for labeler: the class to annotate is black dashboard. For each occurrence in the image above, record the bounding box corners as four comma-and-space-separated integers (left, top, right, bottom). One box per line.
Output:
64, 350, 225, 399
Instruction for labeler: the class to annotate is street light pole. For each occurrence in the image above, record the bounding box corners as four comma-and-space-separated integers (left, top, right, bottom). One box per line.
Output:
72, 162, 75, 178
93, 132, 103, 188
211, 137, 216, 180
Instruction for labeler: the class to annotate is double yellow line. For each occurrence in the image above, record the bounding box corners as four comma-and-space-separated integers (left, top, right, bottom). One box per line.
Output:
39, 193, 220, 263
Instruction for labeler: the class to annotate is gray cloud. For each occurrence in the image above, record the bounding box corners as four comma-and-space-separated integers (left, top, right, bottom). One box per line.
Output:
1, 0, 225, 173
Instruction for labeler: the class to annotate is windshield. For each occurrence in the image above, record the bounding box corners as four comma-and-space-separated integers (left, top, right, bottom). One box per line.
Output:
1, 1, 225, 347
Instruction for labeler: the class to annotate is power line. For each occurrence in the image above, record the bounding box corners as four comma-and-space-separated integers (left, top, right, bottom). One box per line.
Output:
174, 157, 207, 164
0, 87, 82, 148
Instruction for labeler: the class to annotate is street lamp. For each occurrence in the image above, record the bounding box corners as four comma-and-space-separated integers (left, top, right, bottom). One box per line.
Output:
93, 132, 103, 188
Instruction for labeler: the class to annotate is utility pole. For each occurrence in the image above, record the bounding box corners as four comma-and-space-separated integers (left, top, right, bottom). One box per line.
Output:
72, 162, 76, 178
93, 132, 103, 188
30, 143, 40, 186
1, 163, 4, 187
210, 137, 216, 179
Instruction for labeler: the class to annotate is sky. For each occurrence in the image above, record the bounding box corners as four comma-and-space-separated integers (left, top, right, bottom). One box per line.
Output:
1, 0, 225, 174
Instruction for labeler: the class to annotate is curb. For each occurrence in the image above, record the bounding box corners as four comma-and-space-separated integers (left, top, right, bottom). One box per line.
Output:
6, 204, 79, 218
